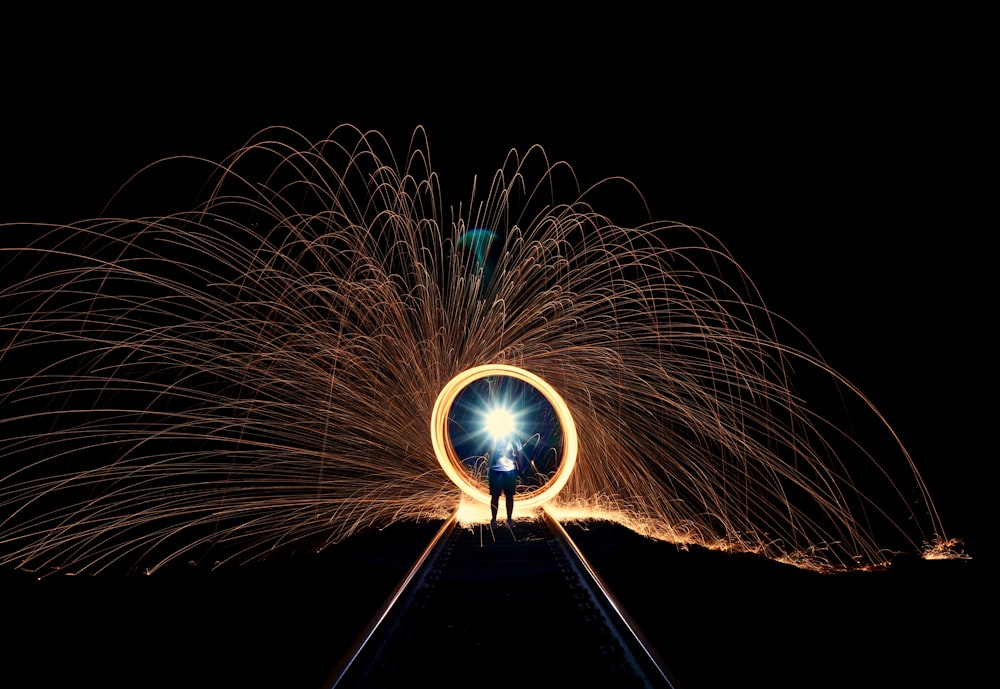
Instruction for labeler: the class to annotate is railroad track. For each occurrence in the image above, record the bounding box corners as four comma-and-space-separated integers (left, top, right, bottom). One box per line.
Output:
325, 510, 680, 688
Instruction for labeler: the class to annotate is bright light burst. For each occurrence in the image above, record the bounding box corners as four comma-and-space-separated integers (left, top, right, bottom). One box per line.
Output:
484, 406, 516, 442
0, 124, 963, 575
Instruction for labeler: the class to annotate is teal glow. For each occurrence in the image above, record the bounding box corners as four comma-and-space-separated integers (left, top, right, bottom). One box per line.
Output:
457, 227, 497, 269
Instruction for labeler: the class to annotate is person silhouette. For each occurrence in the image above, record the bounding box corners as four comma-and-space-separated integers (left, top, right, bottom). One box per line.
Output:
488, 440, 519, 528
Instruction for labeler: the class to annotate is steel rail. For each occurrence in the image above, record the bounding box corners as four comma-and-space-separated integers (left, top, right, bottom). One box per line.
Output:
322, 512, 459, 687
324, 510, 681, 688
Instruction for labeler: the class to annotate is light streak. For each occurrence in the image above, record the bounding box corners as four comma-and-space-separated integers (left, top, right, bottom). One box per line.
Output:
430, 364, 578, 511
0, 124, 964, 575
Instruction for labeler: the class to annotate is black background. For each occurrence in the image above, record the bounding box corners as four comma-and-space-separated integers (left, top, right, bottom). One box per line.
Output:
2, 11, 990, 688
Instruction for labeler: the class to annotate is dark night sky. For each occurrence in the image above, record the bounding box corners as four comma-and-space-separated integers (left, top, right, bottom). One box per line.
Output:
2, 13, 991, 688
5, 29, 989, 540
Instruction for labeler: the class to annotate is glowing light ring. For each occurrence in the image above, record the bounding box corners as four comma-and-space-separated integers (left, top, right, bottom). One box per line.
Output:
431, 364, 578, 509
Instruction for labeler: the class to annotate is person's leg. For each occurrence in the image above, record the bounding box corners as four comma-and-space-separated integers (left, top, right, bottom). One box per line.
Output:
504, 471, 516, 522
489, 470, 500, 527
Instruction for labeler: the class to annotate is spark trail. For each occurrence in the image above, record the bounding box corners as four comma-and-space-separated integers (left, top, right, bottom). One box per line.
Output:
0, 124, 963, 575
